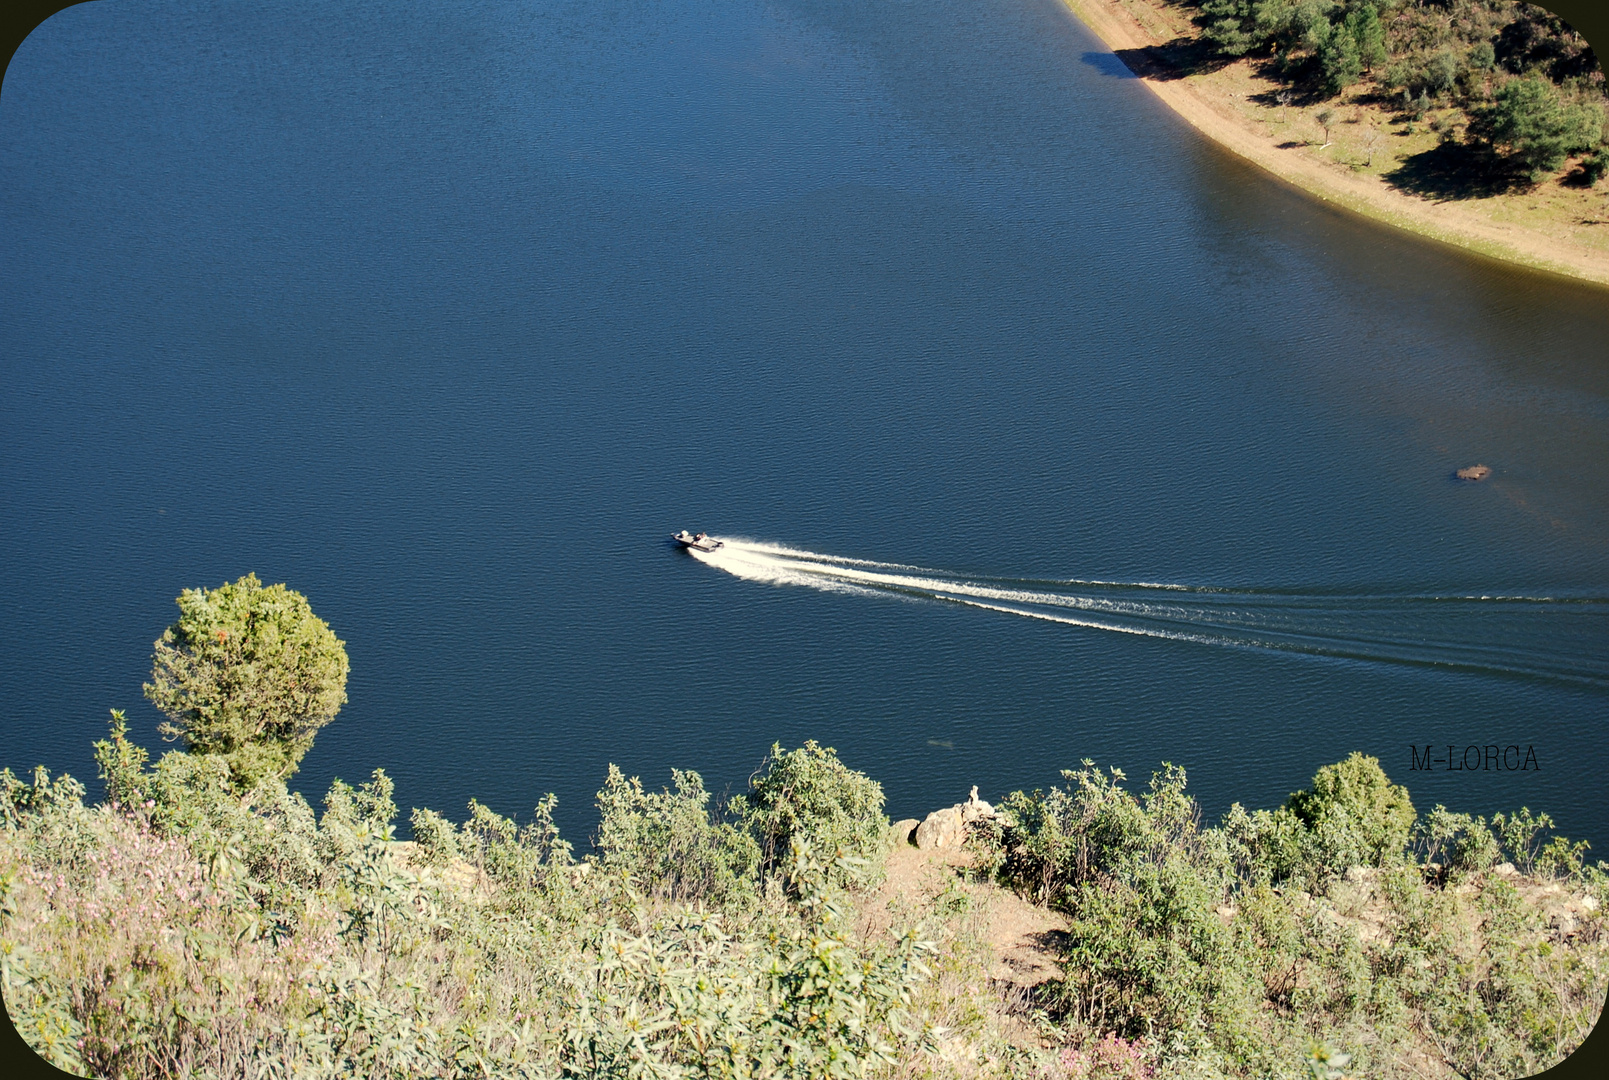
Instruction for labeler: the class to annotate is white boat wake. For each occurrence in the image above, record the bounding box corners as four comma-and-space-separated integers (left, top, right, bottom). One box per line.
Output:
685, 537, 1609, 687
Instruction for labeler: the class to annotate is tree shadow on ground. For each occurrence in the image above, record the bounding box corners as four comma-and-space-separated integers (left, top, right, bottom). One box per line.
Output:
1383, 141, 1530, 201
1110, 37, 1234, 81
1560, 162, 1603, 189
1247, 73, 1332, 108
1251, 87, 1329, 110
1237, 52, 1346, 106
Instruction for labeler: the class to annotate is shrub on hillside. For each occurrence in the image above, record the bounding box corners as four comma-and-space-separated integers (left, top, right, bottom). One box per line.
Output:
1418, 804, 1501, 882
0, 742, 934, 1079
457, 793, 574, 901
976, 761, 1219, 905
407, 806, 460, 868
974, 753, 1608, 1078
1580, 148, 1609, 184
978, 763, 1256, 1053
593, 764, 761, 907
731, 740, 889, 889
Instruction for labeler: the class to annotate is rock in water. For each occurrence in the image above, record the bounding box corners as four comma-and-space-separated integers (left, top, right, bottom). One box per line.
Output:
1456, 464, 1491, 480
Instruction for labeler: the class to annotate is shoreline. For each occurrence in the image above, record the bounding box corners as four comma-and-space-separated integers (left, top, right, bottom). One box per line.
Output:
1058, 0, 1609, 289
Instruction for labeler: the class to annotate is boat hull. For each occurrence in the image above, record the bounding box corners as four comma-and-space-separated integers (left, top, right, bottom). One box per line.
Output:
671, 531, 723, 552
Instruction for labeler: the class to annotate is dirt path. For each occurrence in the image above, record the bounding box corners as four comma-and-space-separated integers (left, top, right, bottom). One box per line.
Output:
1060, 0, 1609, 287
875, 840, 1068, 991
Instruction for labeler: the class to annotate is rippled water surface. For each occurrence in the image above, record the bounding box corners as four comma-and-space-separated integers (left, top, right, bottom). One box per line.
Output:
3, 0, 1607, 845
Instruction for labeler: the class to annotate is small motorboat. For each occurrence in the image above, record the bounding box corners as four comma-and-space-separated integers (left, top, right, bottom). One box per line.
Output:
672, 530, 723, 552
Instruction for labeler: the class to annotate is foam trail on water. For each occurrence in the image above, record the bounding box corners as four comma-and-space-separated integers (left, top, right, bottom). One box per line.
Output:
687, 537, 1609, 687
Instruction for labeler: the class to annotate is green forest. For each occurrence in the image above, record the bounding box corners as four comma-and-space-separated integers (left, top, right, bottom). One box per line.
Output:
2, 576, 1605, 1079
1179, 0, 1605, 182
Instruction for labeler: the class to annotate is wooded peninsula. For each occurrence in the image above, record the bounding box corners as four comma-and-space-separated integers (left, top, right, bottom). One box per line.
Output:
1062, 0, 1609, 284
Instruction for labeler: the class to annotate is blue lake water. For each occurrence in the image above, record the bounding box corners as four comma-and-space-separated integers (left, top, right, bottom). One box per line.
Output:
3, 0, 1607, 848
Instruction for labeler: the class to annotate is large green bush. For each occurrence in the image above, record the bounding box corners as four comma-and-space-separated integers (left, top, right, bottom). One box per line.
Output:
978, 763, 1254, 1054
1285, 752, 1415, 870
731, 741, 889, 889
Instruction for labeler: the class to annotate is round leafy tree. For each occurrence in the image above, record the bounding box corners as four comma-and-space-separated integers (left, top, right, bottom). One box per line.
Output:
144, 573, 348, 788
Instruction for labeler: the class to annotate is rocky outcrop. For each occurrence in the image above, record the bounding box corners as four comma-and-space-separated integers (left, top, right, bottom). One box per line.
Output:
1456, 464, 1492, 480
912, 786, 1004, 850
915, 807, 964, 850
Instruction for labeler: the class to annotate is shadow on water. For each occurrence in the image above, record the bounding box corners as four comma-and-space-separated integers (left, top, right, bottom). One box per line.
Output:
1079, 51, 1135, 79
1383, 140, 1533, 201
